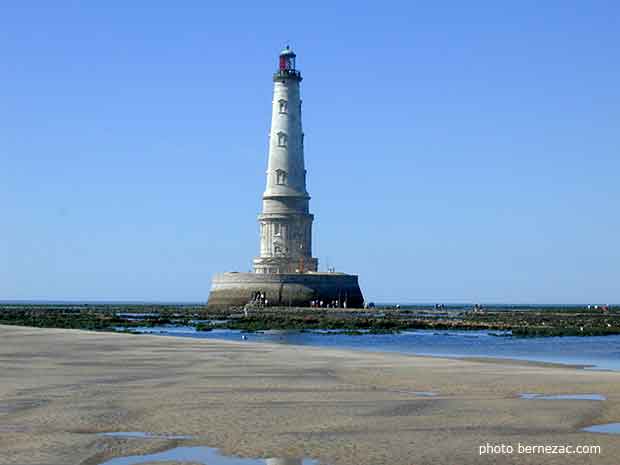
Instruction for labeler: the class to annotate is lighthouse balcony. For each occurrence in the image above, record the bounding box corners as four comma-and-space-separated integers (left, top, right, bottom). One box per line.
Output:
273, 69, 302, 81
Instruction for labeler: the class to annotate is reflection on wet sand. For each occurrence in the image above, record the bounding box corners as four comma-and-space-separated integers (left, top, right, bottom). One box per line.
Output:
266, 459, 303, 465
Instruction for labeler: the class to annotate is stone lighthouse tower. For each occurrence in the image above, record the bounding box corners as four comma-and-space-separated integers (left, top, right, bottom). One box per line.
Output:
207, 47, 364, 309
253, 46, 318, 274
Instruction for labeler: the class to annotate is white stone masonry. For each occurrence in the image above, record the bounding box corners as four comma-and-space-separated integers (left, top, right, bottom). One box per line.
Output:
253, 47, 318, 274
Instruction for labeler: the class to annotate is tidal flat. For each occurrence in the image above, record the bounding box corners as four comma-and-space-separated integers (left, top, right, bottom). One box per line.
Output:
1, 324, 620, 465
1, 303, 620, 337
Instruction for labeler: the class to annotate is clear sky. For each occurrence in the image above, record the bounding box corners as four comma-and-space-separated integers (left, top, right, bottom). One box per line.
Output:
1, 2, 618, 303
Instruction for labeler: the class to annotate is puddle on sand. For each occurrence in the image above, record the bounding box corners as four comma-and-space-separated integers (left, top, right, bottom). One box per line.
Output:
98, 435, 318, 465
0, 399, 47, 413
0, 425, 31, 433
99, 446, 318, 465
582, 423, 620, 434
520, 393, 606, 401
100, 432, 193, 440
388, 390, 437, 397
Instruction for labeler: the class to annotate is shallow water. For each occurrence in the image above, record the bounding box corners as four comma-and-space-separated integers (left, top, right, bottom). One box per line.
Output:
582, 423, 620, 434
410, 391, 437, 397
520, 393, 606, 400
124, 326, 620, 371
99, 444, 317, 465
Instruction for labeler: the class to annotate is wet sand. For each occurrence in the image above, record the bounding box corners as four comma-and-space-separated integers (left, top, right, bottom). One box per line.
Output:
1, 324, 619, 465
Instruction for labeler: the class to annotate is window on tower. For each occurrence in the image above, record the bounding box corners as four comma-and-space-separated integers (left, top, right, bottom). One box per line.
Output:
278, 99, 288, 114
277, 132, 287, 147
275, 169, 287, 185
273, 223, 281, 236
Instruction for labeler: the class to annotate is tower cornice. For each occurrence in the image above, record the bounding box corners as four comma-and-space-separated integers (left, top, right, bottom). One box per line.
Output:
262, 192, 310, 200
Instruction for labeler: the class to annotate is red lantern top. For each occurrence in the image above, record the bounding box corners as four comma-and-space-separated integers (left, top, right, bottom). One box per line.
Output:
279, 46, 296, 71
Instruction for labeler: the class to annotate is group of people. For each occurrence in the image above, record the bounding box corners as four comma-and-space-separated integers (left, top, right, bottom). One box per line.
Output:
588, 304, 610, 312
250, 292, 269, 307
249, 292, 351, 309
310, 300, 347, 308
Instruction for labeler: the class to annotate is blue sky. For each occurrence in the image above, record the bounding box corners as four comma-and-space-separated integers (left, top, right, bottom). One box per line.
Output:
1, 1, 618, 303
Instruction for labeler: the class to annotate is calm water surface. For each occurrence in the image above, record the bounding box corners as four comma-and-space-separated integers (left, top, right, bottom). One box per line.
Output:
582, 423, 620, 434
126, 326, 620, 371
99, 444, 315, 465
520, 393, 606, 400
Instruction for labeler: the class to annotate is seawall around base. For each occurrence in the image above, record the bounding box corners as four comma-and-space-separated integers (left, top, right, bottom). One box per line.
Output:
208, 272, 364, 309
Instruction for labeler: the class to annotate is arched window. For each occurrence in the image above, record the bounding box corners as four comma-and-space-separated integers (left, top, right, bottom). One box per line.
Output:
275, 169, 287, 185
277, 132, 287, 147
278, 99, 288, 114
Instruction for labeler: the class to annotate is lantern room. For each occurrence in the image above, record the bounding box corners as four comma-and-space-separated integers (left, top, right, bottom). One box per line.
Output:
279, 46, 296, 71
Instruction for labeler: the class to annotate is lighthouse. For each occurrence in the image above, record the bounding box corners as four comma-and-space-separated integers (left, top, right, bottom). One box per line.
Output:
207, 48, 364, 309
253, 46, 318, 274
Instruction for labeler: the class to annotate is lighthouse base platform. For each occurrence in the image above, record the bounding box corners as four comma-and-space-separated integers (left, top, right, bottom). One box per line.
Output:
207, 272, 364, 309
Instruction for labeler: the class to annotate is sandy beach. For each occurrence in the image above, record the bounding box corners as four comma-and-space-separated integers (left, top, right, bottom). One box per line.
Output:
1, 324, 619, 465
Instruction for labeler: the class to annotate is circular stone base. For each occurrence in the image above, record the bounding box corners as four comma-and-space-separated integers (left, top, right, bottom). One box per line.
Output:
207, 272, 364, 309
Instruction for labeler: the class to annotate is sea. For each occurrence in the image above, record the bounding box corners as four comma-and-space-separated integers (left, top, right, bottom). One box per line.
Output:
4, 300, 618, 371
125, 325, 620, 372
